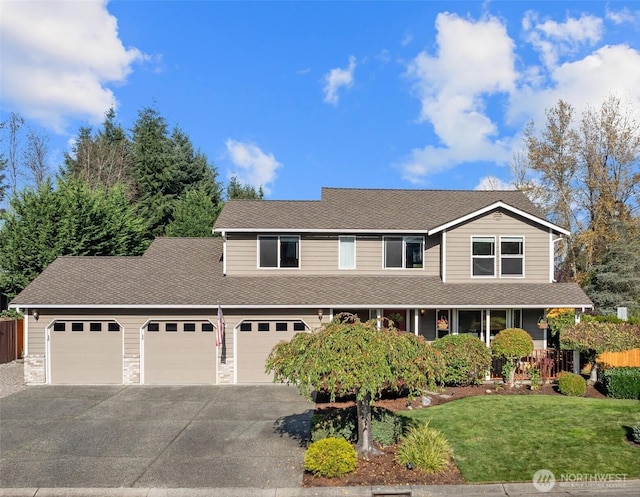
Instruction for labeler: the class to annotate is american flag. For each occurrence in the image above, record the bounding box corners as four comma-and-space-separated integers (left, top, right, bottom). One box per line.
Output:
216, 304, 225, 347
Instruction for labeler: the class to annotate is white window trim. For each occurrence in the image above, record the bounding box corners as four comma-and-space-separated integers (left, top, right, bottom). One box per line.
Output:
470, 236, 496, 278
499, 236, 525, 278
338, 235, 356, 270
382, 236, 425, 270
257, 235, 301, 269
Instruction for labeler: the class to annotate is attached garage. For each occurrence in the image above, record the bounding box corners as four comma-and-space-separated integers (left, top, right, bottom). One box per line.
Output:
236, 320, 304, 383
49, 321, 123, 384
143, 321, 217, 384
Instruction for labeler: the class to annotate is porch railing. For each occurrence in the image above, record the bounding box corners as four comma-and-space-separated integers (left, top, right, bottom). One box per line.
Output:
490, 348, 574, 381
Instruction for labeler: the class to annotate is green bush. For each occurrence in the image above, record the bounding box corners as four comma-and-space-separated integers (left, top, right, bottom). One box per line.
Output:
396, 422, 451, 474
632, 421, 640, 444
601, 368, 640, 399
557, 372, 587, 397
304, 437, 357, 478
311, 406, 405, 446
432, 334, 492, 386
491, 328, 534, 360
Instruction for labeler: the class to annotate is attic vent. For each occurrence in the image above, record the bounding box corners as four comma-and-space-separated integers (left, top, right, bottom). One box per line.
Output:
493, 211, 503, 221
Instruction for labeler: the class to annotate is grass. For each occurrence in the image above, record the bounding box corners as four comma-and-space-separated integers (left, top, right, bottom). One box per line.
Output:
401, 395, 640, 482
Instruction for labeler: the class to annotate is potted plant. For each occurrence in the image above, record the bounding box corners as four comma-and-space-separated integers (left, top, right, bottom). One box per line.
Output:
437, 317, 448, 330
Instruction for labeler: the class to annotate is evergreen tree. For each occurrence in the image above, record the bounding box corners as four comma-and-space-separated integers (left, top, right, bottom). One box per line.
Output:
0, 180, 60, 298
585, 226, 640, 316
165, 187, 221, 237
226, 175, 264, 200
0, 178, 149, 299
131, 106, 177, 236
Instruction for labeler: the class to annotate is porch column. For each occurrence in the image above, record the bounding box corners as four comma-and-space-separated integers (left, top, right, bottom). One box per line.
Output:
485, 310, 491, 347
414, 310, 419, 336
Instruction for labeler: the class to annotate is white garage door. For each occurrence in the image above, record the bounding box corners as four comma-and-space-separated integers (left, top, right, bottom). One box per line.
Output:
143, 321, 217, 384
236, 321, 303, 383
50, 321, 122, 384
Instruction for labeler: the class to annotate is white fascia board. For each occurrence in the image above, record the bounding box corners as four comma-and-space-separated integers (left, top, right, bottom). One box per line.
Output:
19, 302, 592, 310
427, 201, 571, 237
214, 228, 429, 234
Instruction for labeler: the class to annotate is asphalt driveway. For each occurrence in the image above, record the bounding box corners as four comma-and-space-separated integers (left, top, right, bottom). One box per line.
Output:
0, 385, 313, 488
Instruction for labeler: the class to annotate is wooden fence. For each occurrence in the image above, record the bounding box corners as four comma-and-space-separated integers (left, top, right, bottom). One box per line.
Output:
491, 348, 575, 381
0, 319, 24, 364
597, 348, 640, 368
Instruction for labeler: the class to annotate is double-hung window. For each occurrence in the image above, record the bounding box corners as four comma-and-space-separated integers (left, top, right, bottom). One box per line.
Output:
384, 236, 424, 269
472, 237, 495, 276
339, 236, 356, 269
500, 236, 524, 277
259, 236, 300, 268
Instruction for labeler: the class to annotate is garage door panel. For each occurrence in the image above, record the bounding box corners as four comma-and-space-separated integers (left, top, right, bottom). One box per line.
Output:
50, 327, 122, 384
237, 329, 299, 383
144, 328, 216, 385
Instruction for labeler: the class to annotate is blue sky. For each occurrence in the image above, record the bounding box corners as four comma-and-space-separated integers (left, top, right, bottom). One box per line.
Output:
2, 1, 640, 199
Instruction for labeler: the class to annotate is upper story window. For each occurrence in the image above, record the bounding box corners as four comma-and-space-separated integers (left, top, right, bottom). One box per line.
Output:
259, 235, 299, 268
472, 237, 495, 276
500, 236, 524, 277
339, 236, 356, 269
384, 236, 424, 269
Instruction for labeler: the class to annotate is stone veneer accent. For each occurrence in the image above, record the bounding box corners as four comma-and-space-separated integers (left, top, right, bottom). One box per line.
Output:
123, 355, 140, 385
218, 360, 234, 384
24, 354, 46, 384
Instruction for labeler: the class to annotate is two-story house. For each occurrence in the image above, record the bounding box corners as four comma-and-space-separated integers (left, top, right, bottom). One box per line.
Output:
10, 188, 592, 385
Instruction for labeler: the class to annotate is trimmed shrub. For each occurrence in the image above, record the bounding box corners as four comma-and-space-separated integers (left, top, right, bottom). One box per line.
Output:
396, 422, 451, 474
632, 421, 640, 444
557, 372, 587, 397
432, 334, 492, 386
491, 328, 534, 386
304, 437, 357, 478
601, 367, 640, 399
311, 406, 405, 446
491, 328, 534, 360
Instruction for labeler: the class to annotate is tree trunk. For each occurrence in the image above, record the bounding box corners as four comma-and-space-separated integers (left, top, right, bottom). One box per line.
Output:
355, 393, 382, 459
588, 360, 598, 385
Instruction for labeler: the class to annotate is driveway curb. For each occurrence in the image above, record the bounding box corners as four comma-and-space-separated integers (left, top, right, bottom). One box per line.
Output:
2, 481, 640, 497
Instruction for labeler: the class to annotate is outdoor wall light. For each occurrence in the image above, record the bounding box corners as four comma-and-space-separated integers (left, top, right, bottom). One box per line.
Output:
32, 309, 39, 321
420, 309, 425, 316
317, 309, 323, 321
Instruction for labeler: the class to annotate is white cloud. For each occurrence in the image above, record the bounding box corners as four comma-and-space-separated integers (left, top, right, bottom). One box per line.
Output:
523, 11, 603, 68
323, 55, 356, 105
0, 0, 145, 132
399, 10, 640, 186
605, 6, 640, 25
400, 13, 517, 183
225, 139, 282, 195
475, 176, 515, 191
507, 45, 640, 132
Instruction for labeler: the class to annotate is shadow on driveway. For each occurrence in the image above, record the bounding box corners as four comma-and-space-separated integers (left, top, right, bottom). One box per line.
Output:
0, 385, 313, 488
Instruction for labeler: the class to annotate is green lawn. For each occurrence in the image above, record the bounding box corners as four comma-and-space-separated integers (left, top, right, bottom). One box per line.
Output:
401, 395, 640, 482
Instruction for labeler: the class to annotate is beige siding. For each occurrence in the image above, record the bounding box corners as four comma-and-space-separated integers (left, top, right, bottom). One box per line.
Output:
225, 233, 441, 276
444, 209, 550, 283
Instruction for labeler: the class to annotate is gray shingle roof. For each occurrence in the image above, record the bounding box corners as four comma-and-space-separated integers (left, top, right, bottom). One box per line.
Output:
214, 188, 550, 231
11, 237, 592, 309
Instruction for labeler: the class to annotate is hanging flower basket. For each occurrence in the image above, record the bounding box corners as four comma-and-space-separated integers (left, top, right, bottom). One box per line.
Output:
437, 318, 449, 330
537, 317, 548, 329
